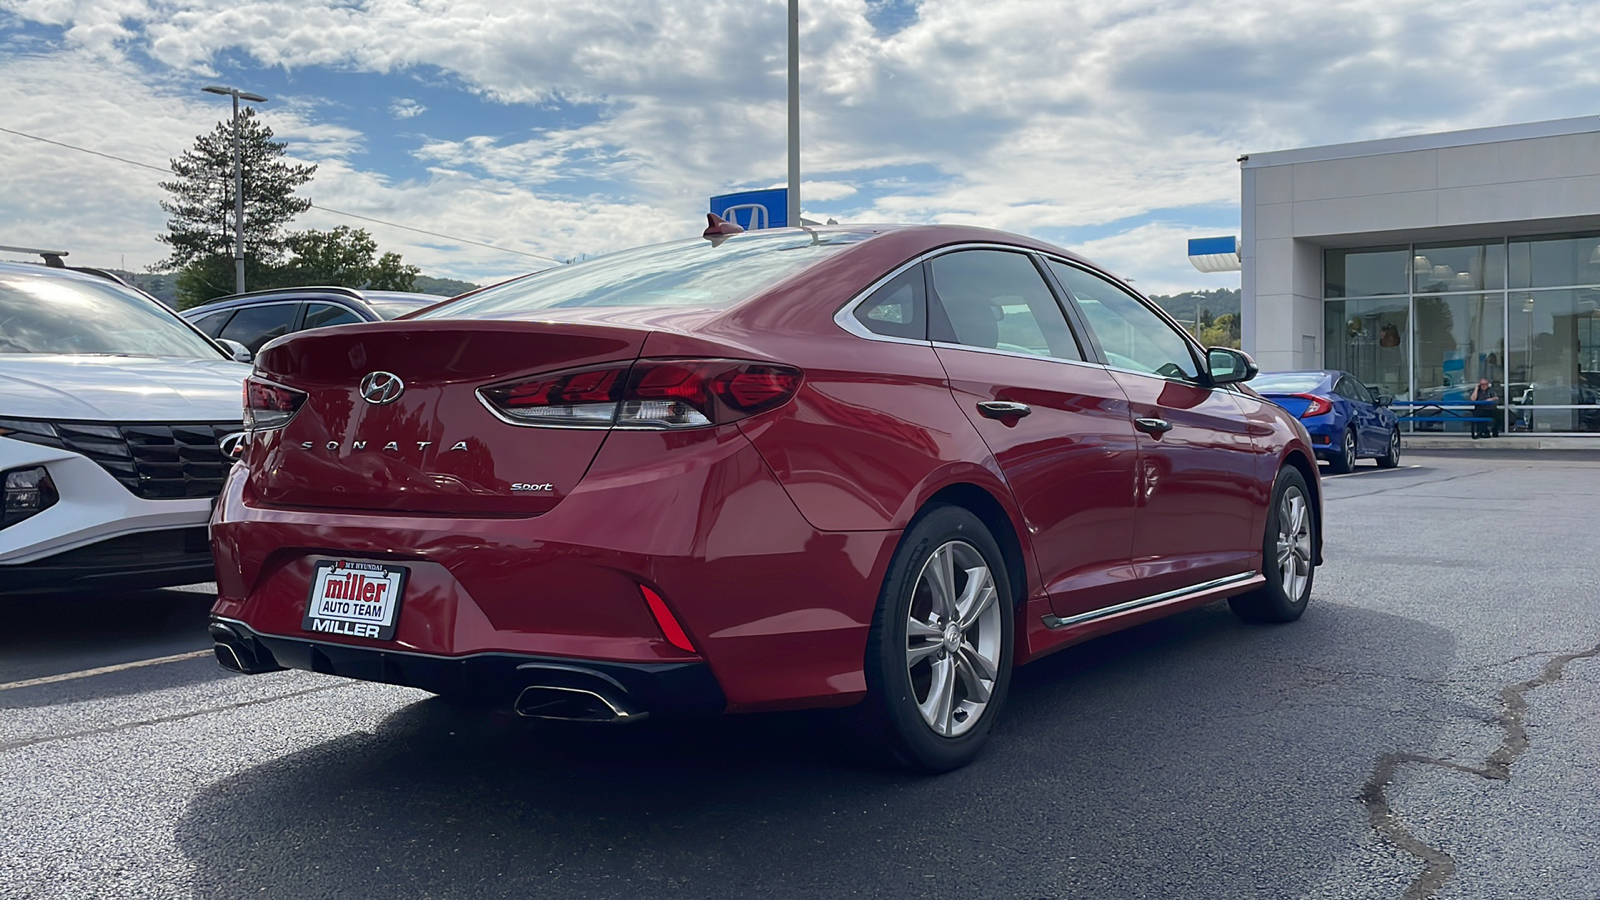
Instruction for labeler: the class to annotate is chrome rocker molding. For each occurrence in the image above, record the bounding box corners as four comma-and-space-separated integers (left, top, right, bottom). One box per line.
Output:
1041, 572, 1258, 630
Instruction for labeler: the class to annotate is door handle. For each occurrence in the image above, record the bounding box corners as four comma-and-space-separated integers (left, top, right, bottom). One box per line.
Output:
1134, 417, 1173, 435
977, 401, 1032, 420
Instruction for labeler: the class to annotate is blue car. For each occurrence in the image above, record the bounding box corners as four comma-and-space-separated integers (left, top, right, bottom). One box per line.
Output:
1251, 370, 1401, 473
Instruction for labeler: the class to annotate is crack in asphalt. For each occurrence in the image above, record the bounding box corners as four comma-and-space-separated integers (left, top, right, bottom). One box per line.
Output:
1361, 641, 1600, 900
1325, 467, 1495, 502
0, 684, 347, 753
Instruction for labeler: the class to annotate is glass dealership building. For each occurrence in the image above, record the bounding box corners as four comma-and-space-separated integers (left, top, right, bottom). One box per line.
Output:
1239, 116, 1600, 434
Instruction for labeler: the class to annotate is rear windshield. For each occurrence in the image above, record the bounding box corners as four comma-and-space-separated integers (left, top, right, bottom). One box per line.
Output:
1251, 373, 1326, 393
0, 270, 224, 358
419, 230, 876, 319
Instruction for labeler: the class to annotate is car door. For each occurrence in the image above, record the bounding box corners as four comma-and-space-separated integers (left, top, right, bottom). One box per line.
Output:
1047, 259, 1262, 598
925, 248, 1141, 616
1337, 375, 1384, 453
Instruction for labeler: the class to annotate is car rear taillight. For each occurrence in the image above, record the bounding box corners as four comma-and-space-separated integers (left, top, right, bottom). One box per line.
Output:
1293, 393, 1333, 418
480, 359, 803, 429
243, 376, 307, 431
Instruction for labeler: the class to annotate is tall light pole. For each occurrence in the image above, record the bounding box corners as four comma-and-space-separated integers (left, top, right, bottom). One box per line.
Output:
786, 0, 800, 228
202, 85, 268, 294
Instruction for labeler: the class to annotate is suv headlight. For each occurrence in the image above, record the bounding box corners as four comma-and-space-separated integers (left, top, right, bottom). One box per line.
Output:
2, 466, 59, 530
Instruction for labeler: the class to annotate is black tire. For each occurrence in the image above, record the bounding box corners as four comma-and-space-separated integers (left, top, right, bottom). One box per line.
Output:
1376, 427, 1401, 469
852, 505, 1014, 774
1328, 428, 1358, 474
1229, 467, 1316, 624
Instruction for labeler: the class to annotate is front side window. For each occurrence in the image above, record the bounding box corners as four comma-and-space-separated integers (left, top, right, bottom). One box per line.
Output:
191, 310, 235, 337
1049, 262, 1200, 380
304, 303, 363, 329
219, 303, 300, 354
927, 250, 1082, 361
0, 270, 224, 358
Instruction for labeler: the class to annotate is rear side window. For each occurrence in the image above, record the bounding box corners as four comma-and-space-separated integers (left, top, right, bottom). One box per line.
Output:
927, 250, 1083, 361
219, 303, 300, 354
852, 267, 926, 340
1049, 261, 1200, 380
421, 231, 876, 319
190, 310, 234, 337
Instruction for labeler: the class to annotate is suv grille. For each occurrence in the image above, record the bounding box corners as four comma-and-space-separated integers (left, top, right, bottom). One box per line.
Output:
0, 419, 243, 500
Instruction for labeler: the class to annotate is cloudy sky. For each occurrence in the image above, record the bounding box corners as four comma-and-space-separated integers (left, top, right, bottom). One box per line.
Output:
3, 0, 1599, 293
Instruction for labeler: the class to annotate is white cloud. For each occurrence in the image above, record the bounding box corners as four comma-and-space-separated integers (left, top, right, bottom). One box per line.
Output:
389, 97, 424, 119
1072, 222, 1240, 298
6, 0, 1600, 289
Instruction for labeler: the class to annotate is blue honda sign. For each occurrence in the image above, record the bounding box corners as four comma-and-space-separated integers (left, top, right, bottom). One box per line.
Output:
710, 188, 789, 230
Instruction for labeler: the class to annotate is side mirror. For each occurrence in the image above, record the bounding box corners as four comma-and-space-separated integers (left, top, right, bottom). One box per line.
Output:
1207, 347, 1257, 385
1377, 394, 1395, 407
216, 338, 253, 364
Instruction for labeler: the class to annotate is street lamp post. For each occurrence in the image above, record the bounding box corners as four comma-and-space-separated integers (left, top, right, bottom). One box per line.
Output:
786, 0, 800, 228
202, 85, 268, 295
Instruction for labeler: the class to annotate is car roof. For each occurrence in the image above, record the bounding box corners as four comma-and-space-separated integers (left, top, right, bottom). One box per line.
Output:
0, 259, 136, 285
181, 286, 379, 316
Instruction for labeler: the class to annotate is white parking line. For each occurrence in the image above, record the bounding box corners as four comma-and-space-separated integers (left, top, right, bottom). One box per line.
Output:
1322, 464, 1423, 479
0, 649, 213, 692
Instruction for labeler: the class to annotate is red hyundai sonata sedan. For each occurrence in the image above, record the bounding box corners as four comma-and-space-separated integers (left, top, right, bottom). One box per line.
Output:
209, 222, 1321, 772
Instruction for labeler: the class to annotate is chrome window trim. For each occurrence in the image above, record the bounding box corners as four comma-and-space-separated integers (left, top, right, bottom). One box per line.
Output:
1041, 572, 1258, 630
929, 340, 1105, 371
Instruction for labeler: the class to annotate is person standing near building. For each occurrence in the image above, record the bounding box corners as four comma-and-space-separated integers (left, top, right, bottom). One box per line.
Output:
1468, 378, 1500, 439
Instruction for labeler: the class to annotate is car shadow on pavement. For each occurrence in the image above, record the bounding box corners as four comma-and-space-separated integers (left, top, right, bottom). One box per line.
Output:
175, 602, 1453, 900
0, 586, 223, 707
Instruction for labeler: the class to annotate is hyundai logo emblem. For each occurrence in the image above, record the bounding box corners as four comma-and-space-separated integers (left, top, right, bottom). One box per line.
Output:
219, 431, 250, 459
359, 371, 405, 405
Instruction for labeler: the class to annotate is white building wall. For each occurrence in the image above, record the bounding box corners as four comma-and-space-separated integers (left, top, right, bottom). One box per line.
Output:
1240, 117, 1600, 369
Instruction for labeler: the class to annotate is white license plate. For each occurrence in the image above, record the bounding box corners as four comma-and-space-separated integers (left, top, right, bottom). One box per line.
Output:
302, 560, 409, 641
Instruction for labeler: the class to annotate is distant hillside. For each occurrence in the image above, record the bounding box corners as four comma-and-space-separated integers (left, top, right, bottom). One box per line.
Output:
1147, 288, 1240, 327
413, 275, 480, 297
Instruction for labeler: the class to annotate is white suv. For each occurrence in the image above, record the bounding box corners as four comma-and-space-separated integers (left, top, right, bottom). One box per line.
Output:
0, 262, 250, 594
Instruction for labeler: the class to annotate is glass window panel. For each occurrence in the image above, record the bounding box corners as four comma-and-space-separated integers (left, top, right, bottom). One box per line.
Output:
1047, 261, 1196, 376
1324, 297, 1410, 400
1508, 233, 1600, 290
1506, 289, 1600, 433
1412, 241, 1504, 294
304, 303, 363, 330
219, 303, 300, 354
853, 267, 926, 340
1411, 295, 1506, 434
1325, 247, 1408, 298
930, 251, 1083, 361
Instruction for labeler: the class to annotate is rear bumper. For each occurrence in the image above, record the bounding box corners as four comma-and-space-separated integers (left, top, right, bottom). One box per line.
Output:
211, 429, 901, 712
211, 616, 728, 715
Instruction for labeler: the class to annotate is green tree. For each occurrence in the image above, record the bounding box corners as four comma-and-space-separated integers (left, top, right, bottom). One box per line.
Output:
1200, 312, 1241, 349
279, 226, 420, 291
160, 108, 316, 305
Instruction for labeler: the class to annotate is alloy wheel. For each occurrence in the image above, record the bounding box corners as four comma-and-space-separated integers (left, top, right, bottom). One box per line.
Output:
1275, 486, 1314, 602
905, 540, 1002, 738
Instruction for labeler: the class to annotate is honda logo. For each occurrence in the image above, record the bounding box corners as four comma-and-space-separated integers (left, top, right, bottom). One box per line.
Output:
359, 371, 405, 405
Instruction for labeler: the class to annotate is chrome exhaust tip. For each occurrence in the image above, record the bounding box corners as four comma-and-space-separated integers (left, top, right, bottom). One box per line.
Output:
514, 685, 646, 723
208, 622, 283, 675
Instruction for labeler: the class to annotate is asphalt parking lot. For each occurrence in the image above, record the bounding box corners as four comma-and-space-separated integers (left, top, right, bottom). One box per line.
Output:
3, 451, 1599, 900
